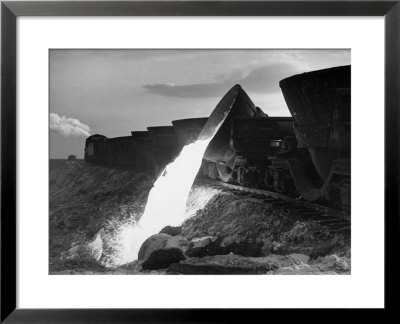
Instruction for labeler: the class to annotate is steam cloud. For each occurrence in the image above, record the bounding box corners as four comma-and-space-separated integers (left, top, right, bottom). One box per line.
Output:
50, 112, 90, 137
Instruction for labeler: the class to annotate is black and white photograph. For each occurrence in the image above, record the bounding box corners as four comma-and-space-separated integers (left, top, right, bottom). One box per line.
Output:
49, 49, 351, 275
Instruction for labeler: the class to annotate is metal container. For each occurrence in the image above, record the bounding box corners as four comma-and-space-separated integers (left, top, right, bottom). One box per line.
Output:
202, 84, 266, 166
130, 131, 154, 169
279, 65, 351, 179
147, 126, 181, 168
172, 117, 208, 146
84, 134, 108, 164
231, 117, 294, 158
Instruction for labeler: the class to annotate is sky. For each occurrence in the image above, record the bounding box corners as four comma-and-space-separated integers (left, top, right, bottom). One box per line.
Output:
49, 49, 350, 158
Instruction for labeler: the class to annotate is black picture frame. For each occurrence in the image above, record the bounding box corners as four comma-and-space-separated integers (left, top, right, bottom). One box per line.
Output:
1, 0, 399, 322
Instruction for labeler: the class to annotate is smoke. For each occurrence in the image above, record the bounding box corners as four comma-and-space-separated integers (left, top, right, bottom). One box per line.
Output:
50, 112, 90, 137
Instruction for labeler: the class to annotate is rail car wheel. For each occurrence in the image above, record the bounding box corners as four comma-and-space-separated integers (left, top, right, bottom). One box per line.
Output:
326, 177, 351, 211
273, 170, 296, 194
237, 166, 263, 188
237, 166, 246, 187
249, 167, 264, 189
339, 179, 351, 212
264, 168, 274, 189
216, 164, 233, 183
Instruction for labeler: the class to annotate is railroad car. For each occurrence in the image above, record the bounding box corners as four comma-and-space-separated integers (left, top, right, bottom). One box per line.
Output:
200, 85, 296, 189
84, 132, 154, 169
269, 65, 351, 210
172, 118, 208, 146
83, 66, 351, 211
84, 134, 108, 164
130, 131, 155, 169
146, 126, 181, 173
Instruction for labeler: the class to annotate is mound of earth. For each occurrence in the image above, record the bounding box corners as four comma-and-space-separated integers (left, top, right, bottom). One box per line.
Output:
49, 160, 350, 275
49, 160, 154, 273
181, 192, 350, 261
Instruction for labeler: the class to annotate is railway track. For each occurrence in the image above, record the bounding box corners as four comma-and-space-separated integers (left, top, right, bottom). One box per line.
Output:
195, 178, 351, 235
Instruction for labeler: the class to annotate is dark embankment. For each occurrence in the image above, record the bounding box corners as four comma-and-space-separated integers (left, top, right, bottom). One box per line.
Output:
49, 159, 154, 273
49, 160, 350, 275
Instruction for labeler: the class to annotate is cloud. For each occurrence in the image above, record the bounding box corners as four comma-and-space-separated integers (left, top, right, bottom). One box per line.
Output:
239, 63, 301, 93
50, 112, 90, 137
143, 83, 226, 98
142, 63, 301, 98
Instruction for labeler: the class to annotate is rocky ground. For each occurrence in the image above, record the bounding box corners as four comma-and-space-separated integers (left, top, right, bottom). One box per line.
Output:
49, 160, 351, 275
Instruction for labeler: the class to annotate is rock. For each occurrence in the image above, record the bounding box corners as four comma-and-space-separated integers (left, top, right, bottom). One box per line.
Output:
142, 248, 186, 270
254, 254, 312, 269
191, 236, 218, 248
273, 266, 338, 275
119, 260, 143, 271
167, 254, 280, 274
112, 268, 141, 275
138, 233, 170, 260
186, 236, 219, 257
138, 234, 190, 261
270, 240, 334, 258
318, 254, 350, 272
159, 225, 182, 236
288, 253, 310, 265
138, 234, 189, 270
219, 237, 262, 257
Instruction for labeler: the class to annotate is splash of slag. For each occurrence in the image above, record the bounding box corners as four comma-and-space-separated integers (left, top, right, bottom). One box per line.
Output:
107, 111, 229, 266
116, 138, 214, 265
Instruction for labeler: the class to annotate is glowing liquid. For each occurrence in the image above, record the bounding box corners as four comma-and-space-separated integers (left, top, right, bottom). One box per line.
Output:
125, 140, 213, 260
108, 112, 229, 266
104, 184, 219, 267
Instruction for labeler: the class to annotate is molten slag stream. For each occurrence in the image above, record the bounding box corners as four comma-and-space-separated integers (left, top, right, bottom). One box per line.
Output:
115, 112, 229, 265
117, 140, 213, 264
